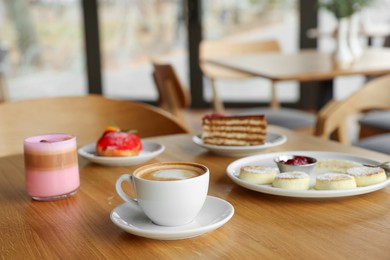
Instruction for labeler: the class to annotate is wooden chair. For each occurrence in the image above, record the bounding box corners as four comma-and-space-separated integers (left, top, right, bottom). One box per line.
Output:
0, 69, 8, 102
0, 95, 189, 157
200, 39, 316, 133
0, 47, 8, 103
315, 74, 390, 154
152, 62, 191, 127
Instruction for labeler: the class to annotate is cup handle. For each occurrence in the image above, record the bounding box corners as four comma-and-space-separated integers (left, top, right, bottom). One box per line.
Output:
115, 174, 139, 207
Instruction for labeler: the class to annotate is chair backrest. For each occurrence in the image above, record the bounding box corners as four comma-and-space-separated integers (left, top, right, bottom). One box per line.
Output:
199, 39, 282, 112
0, 48, 8, 103
314, 74, 390, 144
0, 73, 8, 102
200, 39, 280, 80
0, 95, 189, 156
152, 62, 191, 126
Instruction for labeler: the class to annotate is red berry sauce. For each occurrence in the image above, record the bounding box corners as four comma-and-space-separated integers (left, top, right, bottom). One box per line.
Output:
280, 156, 312, 165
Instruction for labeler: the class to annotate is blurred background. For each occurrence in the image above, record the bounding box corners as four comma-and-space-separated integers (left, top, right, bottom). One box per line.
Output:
0, 0, 389, 107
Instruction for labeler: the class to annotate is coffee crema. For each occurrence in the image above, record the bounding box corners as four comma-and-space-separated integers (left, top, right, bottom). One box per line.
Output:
137, 165, 204, 181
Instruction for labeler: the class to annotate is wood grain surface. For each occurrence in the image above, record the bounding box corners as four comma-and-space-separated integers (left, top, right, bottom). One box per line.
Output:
1, 126, 390, 259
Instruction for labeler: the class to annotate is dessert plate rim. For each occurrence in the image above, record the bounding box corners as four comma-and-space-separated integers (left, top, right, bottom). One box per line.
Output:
78, 141, 165, 166
192, 132, 287, 157
226, 151, 390, 198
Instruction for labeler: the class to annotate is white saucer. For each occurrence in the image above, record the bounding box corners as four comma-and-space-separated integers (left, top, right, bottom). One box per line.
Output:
192, 132, 287, 157
110, 196, 234, 240
78, 141, 165, 167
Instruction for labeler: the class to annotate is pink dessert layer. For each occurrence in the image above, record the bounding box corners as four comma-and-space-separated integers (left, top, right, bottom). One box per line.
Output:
26, 165, 80, 197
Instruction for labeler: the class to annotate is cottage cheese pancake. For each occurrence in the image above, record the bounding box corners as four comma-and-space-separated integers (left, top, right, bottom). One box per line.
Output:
346, 166, 387, 186
239, 166, 278, 184
272, 171, 310, 190
315, 173, 357, 190
315, 159, 362, 173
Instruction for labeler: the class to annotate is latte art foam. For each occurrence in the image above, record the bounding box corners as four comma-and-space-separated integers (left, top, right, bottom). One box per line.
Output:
138, 164, 204, 181
153, 169, 199, 180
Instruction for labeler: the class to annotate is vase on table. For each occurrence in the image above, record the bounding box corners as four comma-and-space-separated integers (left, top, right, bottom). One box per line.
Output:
333, 17, 353, 67
348, 12, 364, 60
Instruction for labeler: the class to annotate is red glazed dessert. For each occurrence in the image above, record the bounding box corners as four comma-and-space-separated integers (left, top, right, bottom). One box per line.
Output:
96, 126, 142, 157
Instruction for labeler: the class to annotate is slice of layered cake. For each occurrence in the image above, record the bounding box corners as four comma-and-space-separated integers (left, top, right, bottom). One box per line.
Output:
201, 114, 267, 146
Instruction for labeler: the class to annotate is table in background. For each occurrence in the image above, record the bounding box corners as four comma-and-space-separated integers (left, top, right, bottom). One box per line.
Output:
204, 48, 390, 108
1, 126, 390, 259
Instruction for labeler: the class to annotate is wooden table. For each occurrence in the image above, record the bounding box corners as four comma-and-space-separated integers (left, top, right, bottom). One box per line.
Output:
205, 48, 390, 108
2, 126, 390, 259
205, 48, 390, 82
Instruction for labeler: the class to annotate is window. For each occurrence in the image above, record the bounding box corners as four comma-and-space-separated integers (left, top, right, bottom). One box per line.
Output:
0, 0, 86, 100
201, 0, 300, 106
98, 0, 189, 101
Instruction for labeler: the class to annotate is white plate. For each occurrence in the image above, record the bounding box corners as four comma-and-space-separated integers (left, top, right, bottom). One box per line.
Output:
226, 151, 390, 198
110, 196, 234, 240
78, 141, 165, 167
192, 132, 287, 157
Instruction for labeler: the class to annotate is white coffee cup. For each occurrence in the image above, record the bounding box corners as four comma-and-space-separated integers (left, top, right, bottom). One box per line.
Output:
115, 161, 209, 226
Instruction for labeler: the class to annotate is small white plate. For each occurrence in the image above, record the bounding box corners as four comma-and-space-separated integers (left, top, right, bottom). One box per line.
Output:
78, 141, 165, 167
192, 132, 287, 157
110, 196, 234, 240
227, 151, 390, 198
